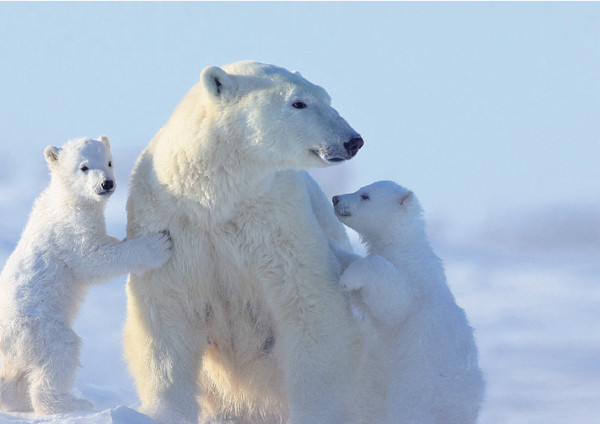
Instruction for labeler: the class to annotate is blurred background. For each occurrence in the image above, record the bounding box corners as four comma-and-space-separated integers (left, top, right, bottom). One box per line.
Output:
0, 3, 598, 424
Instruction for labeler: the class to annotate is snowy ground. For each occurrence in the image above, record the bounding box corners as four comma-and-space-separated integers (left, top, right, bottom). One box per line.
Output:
0, 164, 598, 424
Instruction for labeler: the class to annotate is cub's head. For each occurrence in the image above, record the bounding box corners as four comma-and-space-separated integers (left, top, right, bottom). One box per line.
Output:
198, 61, 363, 169
332, 181, 423, 240
44, 136, 115, 203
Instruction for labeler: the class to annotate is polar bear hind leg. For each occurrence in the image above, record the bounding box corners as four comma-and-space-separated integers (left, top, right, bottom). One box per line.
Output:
0, 359, 32, 412
26, 323, 93, 414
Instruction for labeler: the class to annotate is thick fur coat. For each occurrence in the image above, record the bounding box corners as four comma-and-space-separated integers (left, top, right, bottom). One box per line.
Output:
0, 137, 172, 414
331, 181, 485, 424
124, 61, 365, 424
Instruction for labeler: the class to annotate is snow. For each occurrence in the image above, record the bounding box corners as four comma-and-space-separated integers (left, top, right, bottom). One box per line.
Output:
0, 406, 157, 424
440, 243, 600, 424
0, 161, 599, 424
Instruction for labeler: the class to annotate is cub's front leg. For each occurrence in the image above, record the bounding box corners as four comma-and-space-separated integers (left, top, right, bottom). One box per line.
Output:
340, 255, 412, 326
74, 231, 173, 283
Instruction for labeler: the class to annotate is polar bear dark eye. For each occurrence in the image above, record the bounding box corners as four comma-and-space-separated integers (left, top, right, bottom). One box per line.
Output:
292, 101, 307, 109
361, 193, 370, 200
108, 161, 112, 168
80, 165, 89, 172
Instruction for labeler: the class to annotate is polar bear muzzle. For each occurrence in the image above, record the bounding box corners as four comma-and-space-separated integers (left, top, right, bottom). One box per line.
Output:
98, 179, 115, 195
344, 136, 364, 159
311, 135, 364, 164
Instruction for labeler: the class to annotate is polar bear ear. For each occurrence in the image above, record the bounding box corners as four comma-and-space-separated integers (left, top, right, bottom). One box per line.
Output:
292, 70, 303, 78
399, 192, 413, 207
44, 145, 61, 167
201, 66, 235, 99
98, 135, 110, 148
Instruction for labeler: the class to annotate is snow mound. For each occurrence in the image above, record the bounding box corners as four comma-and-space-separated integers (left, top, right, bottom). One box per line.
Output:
0, 407, 156, 424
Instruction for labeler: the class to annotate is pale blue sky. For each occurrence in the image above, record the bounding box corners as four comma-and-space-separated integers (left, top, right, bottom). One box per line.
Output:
0, 2, 598, 242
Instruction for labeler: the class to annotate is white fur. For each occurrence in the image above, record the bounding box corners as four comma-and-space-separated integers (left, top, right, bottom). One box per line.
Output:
0, 137, 172, 415
331, 181, 485, 424
124, 61, 364, 424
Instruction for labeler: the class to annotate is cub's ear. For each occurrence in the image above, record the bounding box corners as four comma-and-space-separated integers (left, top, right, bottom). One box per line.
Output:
399, 191, 413, 207
44, 145, 61, 166
98, 135, 110, 148
201, 66, 236, 98
292, 70, 303, 78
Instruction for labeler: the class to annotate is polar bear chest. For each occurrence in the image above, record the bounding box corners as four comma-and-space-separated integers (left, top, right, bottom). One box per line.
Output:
175, 220, 280, 361
176, 188, 318, 361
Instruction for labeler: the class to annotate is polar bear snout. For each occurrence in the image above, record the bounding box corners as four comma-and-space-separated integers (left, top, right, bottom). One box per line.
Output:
332, 196, 352, 218
101, 180, 114, 192
98, 179, 115, 195
312, 135, 364, 164
344, 136, 364, 158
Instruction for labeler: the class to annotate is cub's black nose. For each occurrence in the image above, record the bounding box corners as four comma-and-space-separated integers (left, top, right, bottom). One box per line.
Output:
332, 196, 340, 206
344, 137, 364, 158
101, 180, 114, 191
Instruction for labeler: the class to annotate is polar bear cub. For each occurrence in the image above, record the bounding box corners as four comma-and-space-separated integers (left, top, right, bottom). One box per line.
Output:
330, 181, 484, 424
0, 136, 172, 415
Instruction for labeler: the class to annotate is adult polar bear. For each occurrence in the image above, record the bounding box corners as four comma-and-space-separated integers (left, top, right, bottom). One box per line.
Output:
125, 61, 366, 424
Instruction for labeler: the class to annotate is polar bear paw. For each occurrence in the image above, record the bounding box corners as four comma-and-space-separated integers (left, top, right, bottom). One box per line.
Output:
32, 392, 94, 415
133, 231, 173, 274
338, 258, 371, 291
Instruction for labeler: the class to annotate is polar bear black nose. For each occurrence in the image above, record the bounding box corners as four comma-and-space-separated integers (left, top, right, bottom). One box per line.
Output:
332, 196, 340, 206
344, 137, 364, 158
101, 180, 114, 191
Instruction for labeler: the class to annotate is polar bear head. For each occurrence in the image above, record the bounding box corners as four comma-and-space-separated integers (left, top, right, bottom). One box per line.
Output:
173, 61, 363, 171
44, 136, 115, 203
332, 181, 424, 243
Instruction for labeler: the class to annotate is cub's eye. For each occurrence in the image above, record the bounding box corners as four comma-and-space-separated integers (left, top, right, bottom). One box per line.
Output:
108, 161, 112, 168
292, 101, 307, 109
80, 165, 89, 172
361, 193, 370, 200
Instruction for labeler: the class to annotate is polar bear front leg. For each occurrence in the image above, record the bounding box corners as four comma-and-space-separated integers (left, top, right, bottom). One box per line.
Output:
124, 277, 205, 424
74, 233, 173, 284
260, 252, 360, 424
276, 292, 360, 424
341, 255, 412, 326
